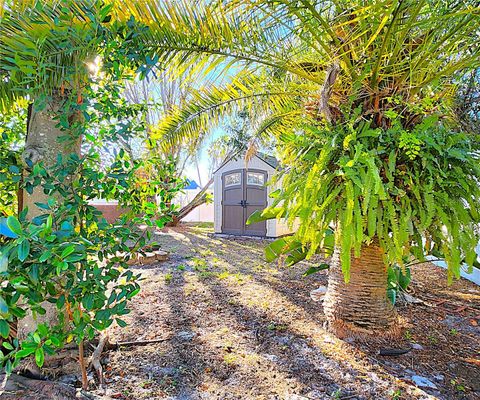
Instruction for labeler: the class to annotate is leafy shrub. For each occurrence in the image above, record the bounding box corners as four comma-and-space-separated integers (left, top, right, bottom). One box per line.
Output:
0, 4, 183, 374
250, 113, 480, 282
387, 264, 412, 305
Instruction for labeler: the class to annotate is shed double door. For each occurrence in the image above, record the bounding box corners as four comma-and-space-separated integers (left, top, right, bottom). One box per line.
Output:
222, 169, 267, 236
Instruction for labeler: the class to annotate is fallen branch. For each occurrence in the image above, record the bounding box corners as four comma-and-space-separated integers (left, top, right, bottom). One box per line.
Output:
169, 176, 214, 226
378, 348, 411, 356
108, 337, 170, 350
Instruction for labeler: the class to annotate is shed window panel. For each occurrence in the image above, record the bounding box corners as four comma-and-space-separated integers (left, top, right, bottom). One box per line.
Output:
247, 172, 265, 186
224, 172, 241, 187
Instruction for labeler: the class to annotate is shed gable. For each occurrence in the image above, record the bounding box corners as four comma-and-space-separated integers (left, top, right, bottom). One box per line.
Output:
213, 154, 276, 178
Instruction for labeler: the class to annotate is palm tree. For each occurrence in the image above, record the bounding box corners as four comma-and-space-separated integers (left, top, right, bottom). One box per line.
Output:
126, 0, 480, 337
3, 0, 480, 341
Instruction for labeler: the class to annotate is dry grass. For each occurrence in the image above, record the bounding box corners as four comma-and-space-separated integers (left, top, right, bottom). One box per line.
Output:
105, 225, 480, 400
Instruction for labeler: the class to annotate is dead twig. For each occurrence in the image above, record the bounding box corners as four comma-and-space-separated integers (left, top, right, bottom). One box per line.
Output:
378, 348, 411, 356
79, 340, 88, 390
108, 337, 170, 350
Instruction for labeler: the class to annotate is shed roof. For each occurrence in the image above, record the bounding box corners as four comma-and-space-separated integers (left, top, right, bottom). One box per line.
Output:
213, 151, 279, 174
257, 152, 279, 169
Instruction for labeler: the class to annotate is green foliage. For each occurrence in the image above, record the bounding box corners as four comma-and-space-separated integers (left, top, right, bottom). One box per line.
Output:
264, 237, 297, 263
110, 0, 480, 148
398, 130, 423, 160
0, 0, 478, 364
0, 102, 26, 217
247, 208, 286, 225
110, 0, 480, 286
0, 1, 183, 373
268, 114, 480, 282
302, 264, 329, 277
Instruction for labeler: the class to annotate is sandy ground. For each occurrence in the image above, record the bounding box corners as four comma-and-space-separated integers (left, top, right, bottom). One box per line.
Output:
103, 224, 480, 400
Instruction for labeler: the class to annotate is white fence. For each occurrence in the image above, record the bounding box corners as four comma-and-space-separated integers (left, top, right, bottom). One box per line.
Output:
428, 248, 480, 286
174, 189, 214, 222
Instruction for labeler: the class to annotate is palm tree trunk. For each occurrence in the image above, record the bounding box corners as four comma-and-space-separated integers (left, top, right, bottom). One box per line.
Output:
323, 239, 398, 338
17, 95, 81, 340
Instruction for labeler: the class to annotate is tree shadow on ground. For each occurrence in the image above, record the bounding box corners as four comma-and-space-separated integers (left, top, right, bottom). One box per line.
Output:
172, 230, 445, 399
179, 230, 327, 314
197, 276, 366, 399
128, 268, 356, 398
116, 227, 475, 399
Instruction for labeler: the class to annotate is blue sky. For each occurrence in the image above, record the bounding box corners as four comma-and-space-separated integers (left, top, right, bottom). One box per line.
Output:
183, 126, 224, 186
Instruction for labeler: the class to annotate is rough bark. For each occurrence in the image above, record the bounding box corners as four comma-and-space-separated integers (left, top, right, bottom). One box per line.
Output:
323, 240, 398, 339
318, 62, 340, 123
17, 95, 81, 340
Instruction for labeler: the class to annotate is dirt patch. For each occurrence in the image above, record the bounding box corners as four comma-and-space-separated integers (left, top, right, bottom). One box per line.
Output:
104, 225, 480, 400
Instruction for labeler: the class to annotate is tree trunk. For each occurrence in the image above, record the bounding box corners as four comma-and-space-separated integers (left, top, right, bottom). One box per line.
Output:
17, 95, 81, 340
323, 240, 398, 339
169, 176, 213, 226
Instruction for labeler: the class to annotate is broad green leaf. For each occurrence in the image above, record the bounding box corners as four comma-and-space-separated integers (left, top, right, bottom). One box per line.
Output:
0, 319, 10, 338
0, 296, 9, 316
246, 207, 285, 225
302, 263, 330, 277
4, 359, 12, 374
15, 347, 35, 359
127, 287, 140, 299
116, 318, 127, 327
6, 216, 22, 235
56, 294, 65, 309
37, 324, 48, 337
35, 347, 45, 367
34, 202, 50, 210
264, 237, 288, 262
60, 245, 75, 259
387, 288, 397, 305
3, 341, 13, 350
18, 240, 30, 262
82, 294, 94, 311
285, 249, 308, 266
46, 215, 53, 230
39, 251, 52, 262
33, 333, 41, 344
0, 251, 8, 272
107, 291, 116, 305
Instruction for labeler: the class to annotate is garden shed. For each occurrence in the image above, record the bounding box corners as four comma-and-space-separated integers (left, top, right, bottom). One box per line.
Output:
213, 152, 293, 237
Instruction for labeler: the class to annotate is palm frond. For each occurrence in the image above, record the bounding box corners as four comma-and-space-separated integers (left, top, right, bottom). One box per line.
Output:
150, 71, 314, 151
0, 0, 105, 110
